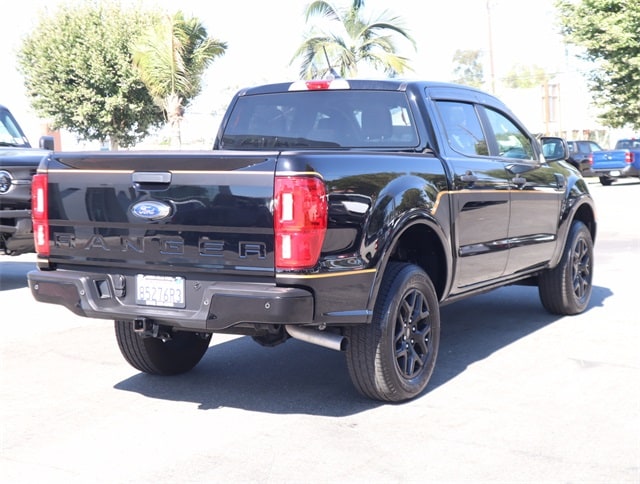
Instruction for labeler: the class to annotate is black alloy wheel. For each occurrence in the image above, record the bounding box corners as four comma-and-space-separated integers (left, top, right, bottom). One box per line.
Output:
345, 262, 440, 402
539, 220, 594, 315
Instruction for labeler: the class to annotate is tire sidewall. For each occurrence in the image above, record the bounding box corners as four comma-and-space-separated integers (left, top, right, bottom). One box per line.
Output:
115, 320, 212, 375
376, 265, 440, 399
560, 222, 593, 314
565, 223, 593, 314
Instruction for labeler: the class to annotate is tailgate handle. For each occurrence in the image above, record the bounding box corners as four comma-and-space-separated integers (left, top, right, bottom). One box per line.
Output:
132, 172, 172, 185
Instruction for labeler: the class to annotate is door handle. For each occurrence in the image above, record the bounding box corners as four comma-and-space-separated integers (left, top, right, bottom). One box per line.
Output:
132, 171, 172, 190
132, 172, 172, 184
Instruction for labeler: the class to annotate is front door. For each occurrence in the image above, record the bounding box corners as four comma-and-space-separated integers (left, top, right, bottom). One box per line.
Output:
481, 106, 562, 275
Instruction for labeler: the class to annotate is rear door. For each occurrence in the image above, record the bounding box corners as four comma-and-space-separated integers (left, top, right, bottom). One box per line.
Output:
433, 100, 511, 290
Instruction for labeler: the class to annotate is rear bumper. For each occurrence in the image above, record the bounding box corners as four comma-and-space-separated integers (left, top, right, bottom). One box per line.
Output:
28, 269, 314, 331
592, 164, 640, 178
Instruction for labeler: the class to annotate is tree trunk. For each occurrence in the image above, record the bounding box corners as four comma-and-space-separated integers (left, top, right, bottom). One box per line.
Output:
166, 93, 184, 149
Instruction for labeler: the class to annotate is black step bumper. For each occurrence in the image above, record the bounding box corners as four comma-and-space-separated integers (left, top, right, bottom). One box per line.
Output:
28, 269, 314, 331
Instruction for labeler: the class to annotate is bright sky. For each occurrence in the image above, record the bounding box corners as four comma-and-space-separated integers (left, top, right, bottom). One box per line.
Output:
2, 0, 570, 143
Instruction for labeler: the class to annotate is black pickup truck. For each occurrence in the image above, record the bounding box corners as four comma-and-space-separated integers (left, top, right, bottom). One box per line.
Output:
27, 79, 596, 402
0, 104, 54, 255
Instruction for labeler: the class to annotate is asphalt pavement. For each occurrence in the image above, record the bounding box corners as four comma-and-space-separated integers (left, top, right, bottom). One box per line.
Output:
1, 177, 638, 483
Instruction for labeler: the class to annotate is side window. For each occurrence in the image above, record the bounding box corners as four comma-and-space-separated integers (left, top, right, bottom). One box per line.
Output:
484, 108, 535, 160
588, 142, 602, 152
436, 101, 488, 156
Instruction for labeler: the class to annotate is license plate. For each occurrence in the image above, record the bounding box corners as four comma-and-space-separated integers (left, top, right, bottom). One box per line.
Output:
610, 170, 621, 176
135, 275, 185, 308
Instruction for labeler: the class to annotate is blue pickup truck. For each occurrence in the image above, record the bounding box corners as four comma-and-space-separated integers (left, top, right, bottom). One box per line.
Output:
589, 138, 640, 185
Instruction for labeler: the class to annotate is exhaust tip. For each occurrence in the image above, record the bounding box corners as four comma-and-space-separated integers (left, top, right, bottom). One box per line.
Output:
285, 325, 347, 352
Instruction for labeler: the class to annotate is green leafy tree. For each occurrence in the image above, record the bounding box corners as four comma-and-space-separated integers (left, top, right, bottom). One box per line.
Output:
17, 1, 165, 150
132, 11, 227, 147
556, 0, 640, 130
291, 0, 416, 79
451, 49, 484, 88
503, 64, 549, 89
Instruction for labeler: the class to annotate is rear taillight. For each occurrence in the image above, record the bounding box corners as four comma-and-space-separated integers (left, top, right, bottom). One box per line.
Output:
31, 173, 49, 256
588, 153, 593, 166
274, 176, 327, 269
625, 151, 633, 164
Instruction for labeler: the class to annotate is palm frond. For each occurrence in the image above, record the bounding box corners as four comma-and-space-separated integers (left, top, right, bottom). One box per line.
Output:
304, 0, 341, 22
294, 1, 416, 79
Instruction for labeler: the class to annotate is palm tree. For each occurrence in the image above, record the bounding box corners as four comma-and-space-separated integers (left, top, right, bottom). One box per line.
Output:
291, 0, 415, 79
133, 12, 227, 147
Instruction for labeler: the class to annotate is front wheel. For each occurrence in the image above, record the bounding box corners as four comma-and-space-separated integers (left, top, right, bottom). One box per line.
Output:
345, 263, 440, 402
115, 320, 212, 375
538, 221, 594, 315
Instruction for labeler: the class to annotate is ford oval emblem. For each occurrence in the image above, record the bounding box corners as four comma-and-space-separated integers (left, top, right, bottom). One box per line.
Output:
131, 201, 172, 220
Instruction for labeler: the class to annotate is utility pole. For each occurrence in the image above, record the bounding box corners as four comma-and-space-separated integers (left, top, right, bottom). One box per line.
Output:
486, 0, 496, 94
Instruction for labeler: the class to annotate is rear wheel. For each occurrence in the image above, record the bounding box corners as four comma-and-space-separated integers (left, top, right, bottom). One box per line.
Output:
599, 175, 614, 186
345, 263, 440, 402
538, 221, 593, 315
115, 320, 211, 375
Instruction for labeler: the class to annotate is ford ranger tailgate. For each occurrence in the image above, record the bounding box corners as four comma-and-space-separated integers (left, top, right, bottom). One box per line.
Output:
42, 151, 277, 277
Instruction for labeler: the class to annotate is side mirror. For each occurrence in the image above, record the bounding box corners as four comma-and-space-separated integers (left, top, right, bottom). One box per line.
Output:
540, 136, 568, 162
39, 135, 55, 151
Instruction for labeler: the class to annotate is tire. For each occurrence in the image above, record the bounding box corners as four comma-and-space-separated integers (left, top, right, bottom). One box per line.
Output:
345, 262, 440, 402
599, 176, 614, 186
114, 320, 212, 375
538, 221, 593, 315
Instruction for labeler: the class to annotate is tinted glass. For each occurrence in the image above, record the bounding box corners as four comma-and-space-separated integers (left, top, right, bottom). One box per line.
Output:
0, 108, 28, 146
484, 108, 535, 160
221, 91, 419, 150
436, 101, 488, 156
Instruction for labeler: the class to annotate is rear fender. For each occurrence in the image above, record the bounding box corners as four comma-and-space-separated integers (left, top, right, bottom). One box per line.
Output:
367, 212, 452, 316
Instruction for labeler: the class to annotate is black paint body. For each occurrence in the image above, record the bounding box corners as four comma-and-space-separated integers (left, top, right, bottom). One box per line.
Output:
28, 80, 596, 335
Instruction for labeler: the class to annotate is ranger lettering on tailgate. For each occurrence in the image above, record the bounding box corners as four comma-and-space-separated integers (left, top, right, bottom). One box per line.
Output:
53, 232, 266, 259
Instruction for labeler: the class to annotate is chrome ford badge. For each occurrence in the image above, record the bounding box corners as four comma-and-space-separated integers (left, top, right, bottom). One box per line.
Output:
131, 201, 172, 220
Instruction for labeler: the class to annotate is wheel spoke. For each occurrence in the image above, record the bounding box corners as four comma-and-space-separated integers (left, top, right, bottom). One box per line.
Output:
571, 238, 592, 300
394, 288, 433, 379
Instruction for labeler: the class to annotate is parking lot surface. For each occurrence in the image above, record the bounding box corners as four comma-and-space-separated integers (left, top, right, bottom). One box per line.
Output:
1, 178, 638, 483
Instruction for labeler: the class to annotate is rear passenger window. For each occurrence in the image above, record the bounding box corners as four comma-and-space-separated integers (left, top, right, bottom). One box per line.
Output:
436, 101, 488, 156
484, 108, 535, 160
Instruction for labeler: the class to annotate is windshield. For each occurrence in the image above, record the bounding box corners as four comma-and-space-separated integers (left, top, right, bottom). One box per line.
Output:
219, 90, 419, 150
0, 108, 30, 147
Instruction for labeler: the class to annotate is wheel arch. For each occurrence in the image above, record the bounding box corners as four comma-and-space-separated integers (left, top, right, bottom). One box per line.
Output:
573, 198, 597, 245
367, 214, 452, 313
551, 183, 597, 269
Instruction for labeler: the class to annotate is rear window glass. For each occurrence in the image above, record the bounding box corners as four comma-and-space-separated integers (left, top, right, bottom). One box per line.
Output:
220, 90, 419, 150
615, 139, 640, 149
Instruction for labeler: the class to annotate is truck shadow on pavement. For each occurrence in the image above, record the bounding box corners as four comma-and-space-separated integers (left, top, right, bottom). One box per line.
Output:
114, 284, 613, 416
